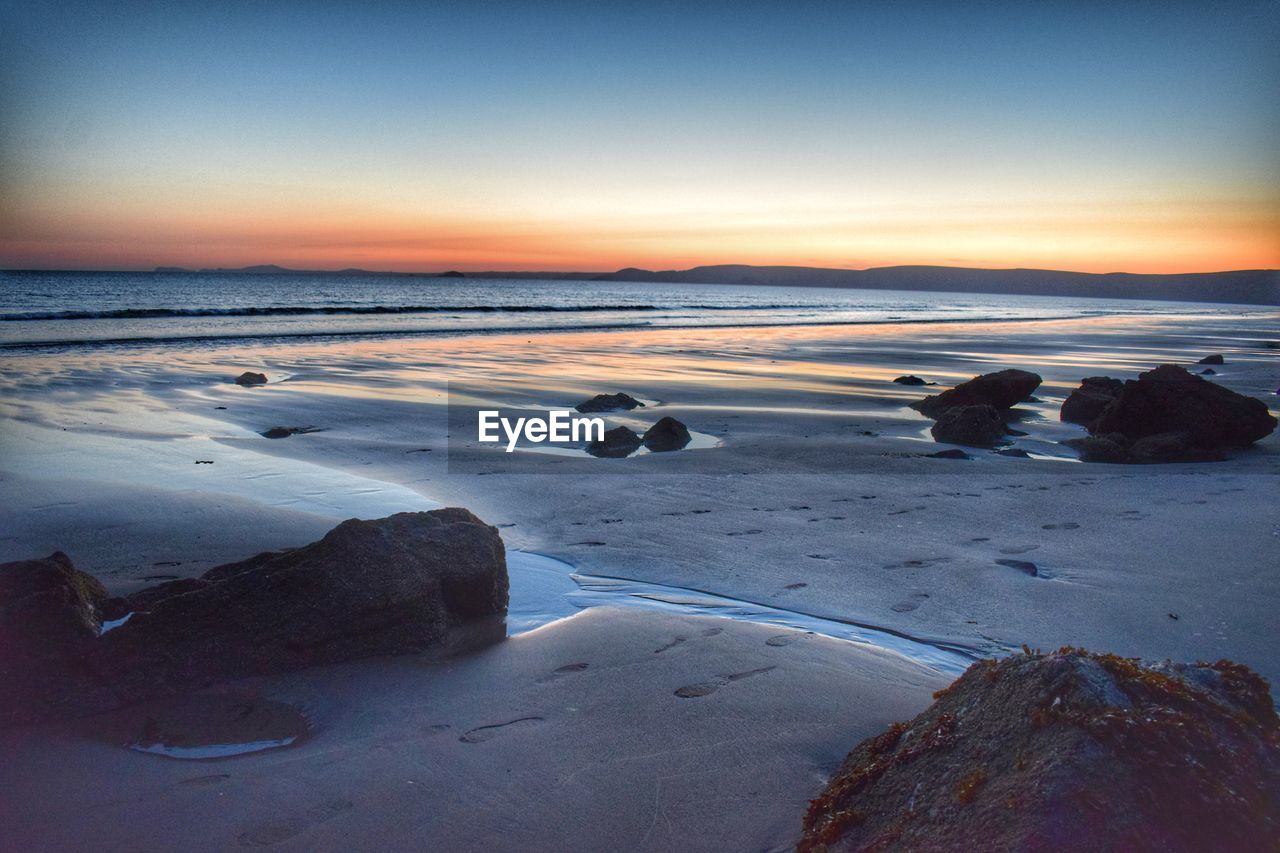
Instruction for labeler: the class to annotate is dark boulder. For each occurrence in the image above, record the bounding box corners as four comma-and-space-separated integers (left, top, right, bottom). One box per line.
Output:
893, 375, 928, 386
800, 649, 1280, 853
911, 369, 1042, 419
930, 405, 1008, 448
0, 553, 116, 726
1090, 364, 1275, 449
575, 392, 644, 413
642, 416, 691, 452
587, 426, 642, 457
1060, 376, 1123, 425
234, 371, 268, 386
1197, 353, 1225, 365
89, 510, 507, 705
1, 511, 509, 725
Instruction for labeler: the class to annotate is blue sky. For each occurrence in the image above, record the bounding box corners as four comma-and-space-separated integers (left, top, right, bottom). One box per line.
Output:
2, 1, 1277, 271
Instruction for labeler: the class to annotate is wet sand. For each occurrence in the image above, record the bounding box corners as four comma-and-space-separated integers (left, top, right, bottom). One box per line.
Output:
1, 311, 1277, 849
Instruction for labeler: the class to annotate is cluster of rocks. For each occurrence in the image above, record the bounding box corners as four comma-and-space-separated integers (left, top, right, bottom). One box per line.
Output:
801, 648, 1280, 852
573, 392, 692, 457
910, 369, 1042, 448
910, 357, 1274, 463
0, 510, 508, 727
588, 416, 692, 457
1060, 364, 1275, 464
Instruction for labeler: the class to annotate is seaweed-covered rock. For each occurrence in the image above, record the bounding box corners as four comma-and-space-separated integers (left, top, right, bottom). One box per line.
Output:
575, 392, 644, 413
1060, 376, 1123, 426
801, 648, 1280, 853
911, 369, 1041, 419
1091, 364, 1275, 450
642, 416, 691, 452
587, 426, 642, 457
930, 405, 1007, 448
234, 371, 268, 386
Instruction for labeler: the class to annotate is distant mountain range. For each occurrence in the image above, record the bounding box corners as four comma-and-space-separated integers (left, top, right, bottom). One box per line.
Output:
147, 263, 1278, 305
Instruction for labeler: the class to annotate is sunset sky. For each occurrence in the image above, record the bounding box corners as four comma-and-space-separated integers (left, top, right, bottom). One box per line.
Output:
1, 1, 1277, 274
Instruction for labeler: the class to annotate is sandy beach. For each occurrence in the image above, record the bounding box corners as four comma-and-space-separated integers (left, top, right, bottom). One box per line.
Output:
1, 309, 1277, 849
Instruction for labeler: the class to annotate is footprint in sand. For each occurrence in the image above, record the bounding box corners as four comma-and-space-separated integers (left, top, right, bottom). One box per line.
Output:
654, 636, 688, 654
458, 716, 545, 744
179, 773, 230, 787
998, 545, 1040, 555
537, 663, 590, 681
891, 592, 930, 613
785, 582, 809, 589
995, 559, 1038, 577
765, 632, 815, 646
1041, 522, 1080, 530
673, 666, 775, 698
237, 799, 354, 846
725, 529, 763, 537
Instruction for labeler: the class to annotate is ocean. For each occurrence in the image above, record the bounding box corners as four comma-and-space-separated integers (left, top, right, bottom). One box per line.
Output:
0, 270, 1265, 350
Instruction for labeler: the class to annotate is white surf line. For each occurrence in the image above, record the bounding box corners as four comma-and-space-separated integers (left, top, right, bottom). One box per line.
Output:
505, 551, 990, 676
129, 737, 298, 759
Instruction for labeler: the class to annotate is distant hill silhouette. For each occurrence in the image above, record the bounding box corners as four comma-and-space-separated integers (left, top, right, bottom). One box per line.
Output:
147, 263, 1278, 305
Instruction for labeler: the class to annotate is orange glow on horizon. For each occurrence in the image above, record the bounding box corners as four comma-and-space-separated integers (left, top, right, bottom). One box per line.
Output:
3, 205, 1278, 275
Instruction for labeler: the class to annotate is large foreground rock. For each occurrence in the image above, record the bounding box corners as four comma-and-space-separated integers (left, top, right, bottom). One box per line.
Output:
0, 553, 120, 726
1089, 364, 1275, 449
0, 510, 508, 724
911, 369, 1041, 419
800, 648, 1280, 852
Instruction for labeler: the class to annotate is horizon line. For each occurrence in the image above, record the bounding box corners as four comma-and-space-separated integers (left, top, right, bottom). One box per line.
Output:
4, 262, 1278, 278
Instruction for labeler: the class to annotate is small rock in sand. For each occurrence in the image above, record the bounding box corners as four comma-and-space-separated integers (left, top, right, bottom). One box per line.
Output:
587, 426, 643, 458
801, 648, 1280, 852
260, 426, 321, 439
575, 392, 644, 413
234, 372, 267, 386
930, 405, 1008, 448
642, 416, 691, 452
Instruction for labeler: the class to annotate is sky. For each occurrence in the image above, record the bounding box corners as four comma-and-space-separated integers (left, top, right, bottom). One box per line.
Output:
1, 0, 1278, 274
